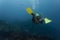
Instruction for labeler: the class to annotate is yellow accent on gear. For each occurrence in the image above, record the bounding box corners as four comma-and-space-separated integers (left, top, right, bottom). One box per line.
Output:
26, 8, 33, 15
44, 18, 52, 24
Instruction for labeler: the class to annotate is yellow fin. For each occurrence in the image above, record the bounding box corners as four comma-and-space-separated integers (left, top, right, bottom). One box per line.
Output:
26, 8, 33, 15
44, 18, 52, 24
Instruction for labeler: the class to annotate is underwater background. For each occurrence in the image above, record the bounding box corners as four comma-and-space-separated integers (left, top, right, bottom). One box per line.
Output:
0, 0, 60, 40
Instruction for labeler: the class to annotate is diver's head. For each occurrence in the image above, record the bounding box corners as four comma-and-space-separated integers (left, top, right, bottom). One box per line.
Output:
35, 13, 40, 17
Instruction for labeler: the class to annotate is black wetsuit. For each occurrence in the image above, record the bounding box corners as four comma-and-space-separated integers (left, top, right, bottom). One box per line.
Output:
31, 13, 44, 24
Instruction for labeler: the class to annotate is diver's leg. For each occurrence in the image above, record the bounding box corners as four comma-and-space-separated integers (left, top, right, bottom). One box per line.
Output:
31, 13, 35, 16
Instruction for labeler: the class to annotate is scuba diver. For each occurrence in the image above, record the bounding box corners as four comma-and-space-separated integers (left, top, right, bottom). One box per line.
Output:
31, 12, 44, 24
26, 7, 52, 24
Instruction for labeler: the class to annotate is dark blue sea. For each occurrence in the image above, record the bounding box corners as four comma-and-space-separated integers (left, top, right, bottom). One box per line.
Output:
0, 0, 60, 40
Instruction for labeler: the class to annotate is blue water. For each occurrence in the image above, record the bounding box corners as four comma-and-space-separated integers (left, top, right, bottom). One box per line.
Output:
0, 0, 60, 40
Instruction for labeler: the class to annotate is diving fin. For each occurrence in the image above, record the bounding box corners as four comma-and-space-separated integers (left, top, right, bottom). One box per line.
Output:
44, 18, 52, 24
26, 7, 33, 15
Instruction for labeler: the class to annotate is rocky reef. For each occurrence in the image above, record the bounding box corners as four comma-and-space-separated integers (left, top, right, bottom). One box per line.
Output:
0, 20, 58, 40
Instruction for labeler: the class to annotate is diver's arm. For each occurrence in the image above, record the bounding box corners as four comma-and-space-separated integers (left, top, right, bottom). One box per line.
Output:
39, 18, 44, 22
39, 18, 44, 23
